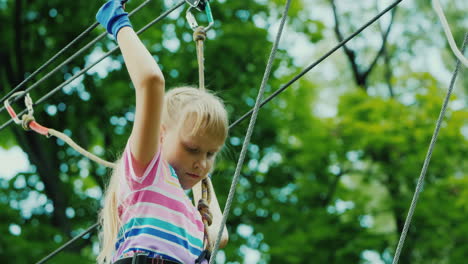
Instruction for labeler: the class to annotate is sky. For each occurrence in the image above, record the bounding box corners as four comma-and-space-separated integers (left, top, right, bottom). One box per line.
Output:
0, 146, 29, 180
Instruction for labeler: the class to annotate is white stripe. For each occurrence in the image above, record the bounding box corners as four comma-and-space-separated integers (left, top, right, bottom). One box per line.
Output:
120, 202, 203, 233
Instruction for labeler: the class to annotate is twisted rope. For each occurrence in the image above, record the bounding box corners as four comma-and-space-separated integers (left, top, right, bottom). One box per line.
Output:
198, 179, 213, 247
194, 27, 207, 91
392, 32, 468, 264
209, 0, 291, 262
191, 21, 214, 256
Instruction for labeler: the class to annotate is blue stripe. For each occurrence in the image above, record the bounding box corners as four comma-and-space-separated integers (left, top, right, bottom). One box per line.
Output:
115, 227, 202, 256
117, 217, 203, 248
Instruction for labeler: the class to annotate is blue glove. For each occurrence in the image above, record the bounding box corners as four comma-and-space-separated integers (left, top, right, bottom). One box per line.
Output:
96, 0, 132, 38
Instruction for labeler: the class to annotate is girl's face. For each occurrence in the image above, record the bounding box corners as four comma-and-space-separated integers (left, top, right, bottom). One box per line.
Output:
161, 122, 225, 190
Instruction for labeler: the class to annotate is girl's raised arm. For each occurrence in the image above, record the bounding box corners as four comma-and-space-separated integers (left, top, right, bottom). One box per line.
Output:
118, 27, 165, 167
97, 0, 165, 167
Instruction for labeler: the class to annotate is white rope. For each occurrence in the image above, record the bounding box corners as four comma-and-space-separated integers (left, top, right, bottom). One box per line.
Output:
432, 0, 468, 67
48, 129, 116, 169
392, 33, 467, 264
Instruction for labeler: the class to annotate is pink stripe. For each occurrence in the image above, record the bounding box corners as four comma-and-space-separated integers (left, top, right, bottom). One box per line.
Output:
121, 190, 204, 231
120, 204, 204, 233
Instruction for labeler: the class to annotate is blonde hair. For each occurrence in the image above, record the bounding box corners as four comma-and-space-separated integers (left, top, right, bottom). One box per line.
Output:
97, 86, 228, 263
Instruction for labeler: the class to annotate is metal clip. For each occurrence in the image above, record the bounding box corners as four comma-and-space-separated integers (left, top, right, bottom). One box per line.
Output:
185, 0, 206, 11
186, 0, 214, 31
4, 91, 33, 125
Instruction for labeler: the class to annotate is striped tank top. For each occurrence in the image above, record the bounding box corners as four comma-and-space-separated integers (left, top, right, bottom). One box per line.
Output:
112, 143, 206, 263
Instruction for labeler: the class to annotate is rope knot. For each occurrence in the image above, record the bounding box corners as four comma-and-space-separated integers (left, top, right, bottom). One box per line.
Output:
193, 26, 207, 42
21, 114, 35, 131
198, 198, 213, 226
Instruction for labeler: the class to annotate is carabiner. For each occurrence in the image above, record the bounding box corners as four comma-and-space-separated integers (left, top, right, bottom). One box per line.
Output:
185, 0, 206, 11
4, 91, 34, 125
186, 0, 214, 31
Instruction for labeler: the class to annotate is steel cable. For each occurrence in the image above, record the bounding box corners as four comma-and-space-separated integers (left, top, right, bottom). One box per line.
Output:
0, 0, 185, 132
0, 22, 98, 105
0, 0, 153, 113
35, 223, 99, 264
391, 33, 467, 264
209, 0, 291, 262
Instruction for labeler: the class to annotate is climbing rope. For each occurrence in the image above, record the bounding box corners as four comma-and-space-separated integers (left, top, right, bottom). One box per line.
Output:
432, 0, 468, 67
4, 91, 116, 168
392, 32, 467, 264
194, 27, 207, 90
0, 0, 154, 113
195, 179, 213, 263
185, 1, 216, 257
209, 0, 291, 262
186, 0, 214, 91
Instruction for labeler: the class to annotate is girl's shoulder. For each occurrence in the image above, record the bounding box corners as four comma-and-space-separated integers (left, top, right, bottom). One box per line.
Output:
122, 142, 162, 189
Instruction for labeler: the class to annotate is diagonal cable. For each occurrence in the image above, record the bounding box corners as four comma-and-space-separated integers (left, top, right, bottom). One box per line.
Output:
0, 22, 98, 105
35, 223, 99, 264
0, 0, 185, 132
391, 32, 468, 264
209, 0, 291, 262
0, 0, 153, 113
230, 0, 402, 129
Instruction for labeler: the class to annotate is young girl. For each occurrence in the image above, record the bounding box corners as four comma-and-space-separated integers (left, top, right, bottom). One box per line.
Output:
96, 1, 229, 263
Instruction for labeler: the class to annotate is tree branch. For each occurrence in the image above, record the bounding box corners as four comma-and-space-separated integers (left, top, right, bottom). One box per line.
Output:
383, 43, 395, 98
322, 168, 351, 206
329, 1, 398, 92
362, 7, 398, 81
14, 0, 24, 80
329, 0, 364, 89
